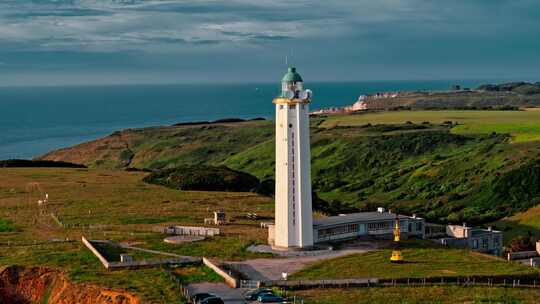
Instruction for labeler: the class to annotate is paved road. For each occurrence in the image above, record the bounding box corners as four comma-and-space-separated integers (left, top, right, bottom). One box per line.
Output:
187, 282, 248, 304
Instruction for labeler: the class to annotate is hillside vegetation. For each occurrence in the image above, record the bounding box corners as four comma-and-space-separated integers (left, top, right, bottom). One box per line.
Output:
143, 165, 260, 192
40, 111, 540, 226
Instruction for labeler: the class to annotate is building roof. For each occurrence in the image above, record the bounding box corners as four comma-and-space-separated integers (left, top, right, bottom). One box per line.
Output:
313, 212, 417, 228
471, 229, 501, 237
282, 67, 303, 83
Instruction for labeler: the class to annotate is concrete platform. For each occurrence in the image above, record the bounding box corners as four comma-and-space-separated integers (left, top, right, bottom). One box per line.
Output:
163, 235, 205, 244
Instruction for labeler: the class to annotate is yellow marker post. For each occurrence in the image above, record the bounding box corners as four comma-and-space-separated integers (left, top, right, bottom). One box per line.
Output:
390, 216, 404, 263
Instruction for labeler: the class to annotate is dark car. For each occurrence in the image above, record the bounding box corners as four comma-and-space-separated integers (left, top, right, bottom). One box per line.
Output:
244, 288, 273, 301
192, 293, 215, 304
200, 297, 225, 304
257, 294, 285, 303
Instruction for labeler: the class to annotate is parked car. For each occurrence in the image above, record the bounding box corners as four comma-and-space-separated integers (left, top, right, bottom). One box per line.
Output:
200, 296, 225, 304
192, 293, 215, 304
257, 294, 285, 303
244, 288, 274, 301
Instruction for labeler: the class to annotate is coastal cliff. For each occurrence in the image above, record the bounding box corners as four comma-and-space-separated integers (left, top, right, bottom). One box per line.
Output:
0, 266, 140, 304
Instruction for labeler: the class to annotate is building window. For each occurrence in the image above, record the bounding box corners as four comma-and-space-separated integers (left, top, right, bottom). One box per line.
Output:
301, 104, 305, 109
289, 105, 295, 109
279, 105, 284, 109
367, 221, 392, 231
317, 224, 359, 238
482, 238, 489, 249
494, 236, 500, 247
472, 239, 479, 249
289, 123, 293, 128
416, 222, 423, 231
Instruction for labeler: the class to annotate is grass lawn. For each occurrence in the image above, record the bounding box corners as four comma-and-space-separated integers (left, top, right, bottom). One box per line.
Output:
0, 168, 273, 303
320, 110, 540, 142
294, 286, 540, 304
293, 243, 539, 280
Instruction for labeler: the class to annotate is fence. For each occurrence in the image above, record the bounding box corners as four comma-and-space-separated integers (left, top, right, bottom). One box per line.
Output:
240, 280, 261, 289
164, 268, 193, 303
378, 275, 540, 287
262, 278, 378, 289
261, 275, 540, 291
508, 251, 538, 261
51, 213, 107, 230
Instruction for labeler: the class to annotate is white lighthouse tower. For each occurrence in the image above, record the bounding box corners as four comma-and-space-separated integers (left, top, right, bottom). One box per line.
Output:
272, 67, 314, 249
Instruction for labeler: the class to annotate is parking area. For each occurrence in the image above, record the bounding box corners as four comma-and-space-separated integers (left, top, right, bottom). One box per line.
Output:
187, 282, 248, 304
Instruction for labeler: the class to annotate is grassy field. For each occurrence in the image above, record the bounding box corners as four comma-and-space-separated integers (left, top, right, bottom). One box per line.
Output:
294, 286, 540, 304
320, 110, 540, 142
0, 168, 273, 303
293, 242, 539, 280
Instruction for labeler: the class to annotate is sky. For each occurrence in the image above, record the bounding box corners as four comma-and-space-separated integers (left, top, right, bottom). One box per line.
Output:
0, 0, 539, 86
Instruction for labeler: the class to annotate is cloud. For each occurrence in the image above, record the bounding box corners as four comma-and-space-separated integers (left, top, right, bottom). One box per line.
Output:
0, 0, 539, 84
0, 0, 361, 53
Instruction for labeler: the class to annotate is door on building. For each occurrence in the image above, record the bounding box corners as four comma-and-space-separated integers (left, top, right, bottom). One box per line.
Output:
358, 224, 367, 235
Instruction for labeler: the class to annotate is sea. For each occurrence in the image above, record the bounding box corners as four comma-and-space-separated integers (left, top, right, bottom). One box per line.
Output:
0, 80, 487, 160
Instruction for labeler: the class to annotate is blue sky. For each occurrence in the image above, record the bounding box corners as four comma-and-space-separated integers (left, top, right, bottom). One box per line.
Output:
0, 0, 539, 86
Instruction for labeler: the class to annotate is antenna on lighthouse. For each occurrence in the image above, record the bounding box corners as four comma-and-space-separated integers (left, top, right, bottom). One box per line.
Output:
286, 49, 294, 67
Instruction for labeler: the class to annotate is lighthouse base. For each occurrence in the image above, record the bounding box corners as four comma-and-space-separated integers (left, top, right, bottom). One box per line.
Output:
390, 250, 404, 263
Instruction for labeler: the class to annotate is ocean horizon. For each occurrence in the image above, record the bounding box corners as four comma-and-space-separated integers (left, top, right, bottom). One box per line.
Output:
0, 80, 488, 160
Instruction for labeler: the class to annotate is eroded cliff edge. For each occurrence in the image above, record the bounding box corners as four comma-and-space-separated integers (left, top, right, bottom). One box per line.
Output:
0, 266, 140, 304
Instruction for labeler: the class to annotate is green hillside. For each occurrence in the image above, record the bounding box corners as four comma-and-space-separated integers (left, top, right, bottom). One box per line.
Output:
40, 110, 540, 226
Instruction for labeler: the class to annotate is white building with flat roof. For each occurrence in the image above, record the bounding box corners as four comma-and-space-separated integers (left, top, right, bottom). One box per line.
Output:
437, 223, 503, 256
313, 211, 425, 242
269, 209, 425, 246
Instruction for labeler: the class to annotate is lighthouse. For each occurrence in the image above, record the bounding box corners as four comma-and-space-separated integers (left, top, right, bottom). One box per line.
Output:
272, 67, 314, 249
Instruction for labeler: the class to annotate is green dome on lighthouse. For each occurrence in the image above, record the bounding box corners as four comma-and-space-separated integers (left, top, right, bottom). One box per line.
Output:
282, 67, 303, 83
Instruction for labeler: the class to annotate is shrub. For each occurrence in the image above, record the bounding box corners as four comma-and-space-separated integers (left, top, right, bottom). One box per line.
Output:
143, 165, 260, 192
0, 219, 16, 232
